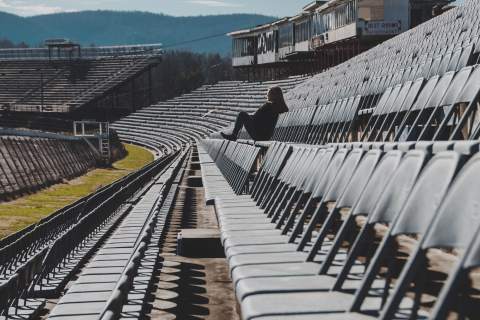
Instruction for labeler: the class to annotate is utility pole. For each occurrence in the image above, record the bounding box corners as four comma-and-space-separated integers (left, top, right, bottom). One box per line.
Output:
40, 70, 44, 112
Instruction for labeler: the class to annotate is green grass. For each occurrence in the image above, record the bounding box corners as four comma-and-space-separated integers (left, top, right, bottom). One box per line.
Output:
0, 143, 154, 239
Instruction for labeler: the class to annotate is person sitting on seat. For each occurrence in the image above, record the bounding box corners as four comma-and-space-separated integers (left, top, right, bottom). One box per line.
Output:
221, 86, 289, 141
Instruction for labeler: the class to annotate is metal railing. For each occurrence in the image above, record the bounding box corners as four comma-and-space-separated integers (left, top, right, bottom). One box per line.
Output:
0, 44, 163, 61
0, 148, 180, 309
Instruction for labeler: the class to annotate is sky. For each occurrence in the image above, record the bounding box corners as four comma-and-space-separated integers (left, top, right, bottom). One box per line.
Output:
0, 0, 310, 17
0, 0, 466, 17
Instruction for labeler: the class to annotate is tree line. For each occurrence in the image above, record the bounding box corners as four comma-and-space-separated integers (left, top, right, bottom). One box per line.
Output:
151, 50, 233, 101
0, 38, 29, 49
0, 36, 235, 106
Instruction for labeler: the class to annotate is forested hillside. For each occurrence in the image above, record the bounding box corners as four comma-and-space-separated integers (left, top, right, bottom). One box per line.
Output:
0, 11, 275, 55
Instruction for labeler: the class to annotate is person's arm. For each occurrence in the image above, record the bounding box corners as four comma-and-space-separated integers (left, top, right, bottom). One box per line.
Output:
252, 102, 271, 119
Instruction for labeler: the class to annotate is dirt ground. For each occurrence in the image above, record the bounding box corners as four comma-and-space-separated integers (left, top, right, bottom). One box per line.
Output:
146, 156, 240, 320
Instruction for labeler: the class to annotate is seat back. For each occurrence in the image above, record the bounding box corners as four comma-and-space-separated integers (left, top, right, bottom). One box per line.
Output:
391, 151, 463, 236
368, 150, 429, 225
422, 153, 480, 249
399, 78, 426, 113
351, 150, 404, 216
336, 149, 385, 208
450, 65, 480, 139
311, 148, 350, 198
302, 147, 337, 193
441, 66, 474, 107
323, 148, 365, 201
292, 148, 326, 191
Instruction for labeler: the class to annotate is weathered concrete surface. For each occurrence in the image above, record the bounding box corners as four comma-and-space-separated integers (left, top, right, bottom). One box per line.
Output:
177, 229, 224, 258
148, 149, 240, 320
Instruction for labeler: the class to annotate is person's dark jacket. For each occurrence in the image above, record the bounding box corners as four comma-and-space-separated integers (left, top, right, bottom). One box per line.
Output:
252, 101, 289, 140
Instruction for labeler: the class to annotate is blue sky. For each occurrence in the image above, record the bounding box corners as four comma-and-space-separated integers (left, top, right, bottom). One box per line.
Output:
0, 0, 310, 17
0, 0, 465, 17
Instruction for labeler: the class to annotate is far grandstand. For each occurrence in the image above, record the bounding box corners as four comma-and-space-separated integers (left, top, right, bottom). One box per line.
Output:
1, 0, 480, 320
0, 41, 162, 132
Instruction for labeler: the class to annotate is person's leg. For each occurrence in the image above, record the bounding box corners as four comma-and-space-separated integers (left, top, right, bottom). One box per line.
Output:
222, 112, 258, 141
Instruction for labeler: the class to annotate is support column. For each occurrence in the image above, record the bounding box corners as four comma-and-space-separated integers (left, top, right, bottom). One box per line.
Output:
131, 78, 136, 112
148, 66, 153, 106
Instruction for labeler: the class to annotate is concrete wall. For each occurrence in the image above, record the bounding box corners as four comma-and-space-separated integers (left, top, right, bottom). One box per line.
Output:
0, 136, 97, 200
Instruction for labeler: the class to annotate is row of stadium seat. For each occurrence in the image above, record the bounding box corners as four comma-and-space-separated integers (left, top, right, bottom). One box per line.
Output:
0, 57, 156, 112
214, 1, 480, 144
0, 150, 183, 319
2, 1, 473, 154
0, 249, 46, 319
285, 1, 480, 111
199, 139, 480, 319
48, 150, 188, 319
0, 136, 96, 200
111, 76, 309, 153
101, 162, 183, 320
200, 139, 261, 204
229, 63, 480, 145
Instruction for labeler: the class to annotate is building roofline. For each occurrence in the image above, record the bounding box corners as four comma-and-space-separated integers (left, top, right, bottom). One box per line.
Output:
227, 29, 254, 37
228, 16, 289, 37
316, 0, 345, 12
303, 1, 329, 12
272, 17, 291, 26
289, 12, 312, 22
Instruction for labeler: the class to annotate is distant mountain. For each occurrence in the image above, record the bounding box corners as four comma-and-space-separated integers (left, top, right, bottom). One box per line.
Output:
0, 12, 49, 45
0, 11, 276, 55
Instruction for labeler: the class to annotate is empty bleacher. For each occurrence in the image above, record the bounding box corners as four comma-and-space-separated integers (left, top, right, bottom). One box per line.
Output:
111, 76, 309, 155
3, 1, 480, 320
0, 56, 157, 113
194, 1, 480, 319
0, 131, 97, 200
204, 1, 477, 146
0, 148, 188, 320
47, 152, 187, 319
199, 139, 480, 319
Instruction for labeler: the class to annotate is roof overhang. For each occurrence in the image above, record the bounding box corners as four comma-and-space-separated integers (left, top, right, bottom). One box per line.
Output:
316, 0, 346, 13
272, 17, 291, 26
303, 1, 329, 12
227, 29, 254, 37
290, 12, 310, 22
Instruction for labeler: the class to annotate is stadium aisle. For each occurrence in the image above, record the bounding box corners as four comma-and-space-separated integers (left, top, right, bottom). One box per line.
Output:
148, 147, 240, 320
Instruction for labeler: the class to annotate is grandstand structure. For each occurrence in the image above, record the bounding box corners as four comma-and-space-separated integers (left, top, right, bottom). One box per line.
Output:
0, 43, 163, 131
111, 76, 308, 156
0, 130, 98, 200
230, 0, 454, 80
2, 0, 480, 319
0, 127, 125, 201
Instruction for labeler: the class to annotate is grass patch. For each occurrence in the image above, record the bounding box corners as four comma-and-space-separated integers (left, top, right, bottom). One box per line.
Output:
0, 143, 154, 239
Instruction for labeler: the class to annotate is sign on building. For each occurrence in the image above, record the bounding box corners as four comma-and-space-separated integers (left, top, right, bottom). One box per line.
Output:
364, 21, 402, 35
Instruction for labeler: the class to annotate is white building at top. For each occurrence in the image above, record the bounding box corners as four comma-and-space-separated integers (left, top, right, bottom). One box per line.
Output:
229, 0, 453, 79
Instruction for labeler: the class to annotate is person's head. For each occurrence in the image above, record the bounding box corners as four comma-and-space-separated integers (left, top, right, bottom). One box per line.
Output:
267, 86, 288, 112
267, 86, 284, 104
267, 87, 288, 113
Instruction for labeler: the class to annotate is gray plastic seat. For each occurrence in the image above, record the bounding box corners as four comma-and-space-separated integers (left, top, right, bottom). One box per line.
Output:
380, 152, 480, 319
350, 151, 464, 315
